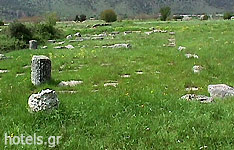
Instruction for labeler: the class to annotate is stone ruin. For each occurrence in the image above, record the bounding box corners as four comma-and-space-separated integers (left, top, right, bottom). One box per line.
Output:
29, 40, 38, 49
31, 55, 51, 86
28, 89, 59, 112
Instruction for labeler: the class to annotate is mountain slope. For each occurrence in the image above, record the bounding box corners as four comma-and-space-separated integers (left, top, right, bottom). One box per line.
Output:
1, 0, 234, 20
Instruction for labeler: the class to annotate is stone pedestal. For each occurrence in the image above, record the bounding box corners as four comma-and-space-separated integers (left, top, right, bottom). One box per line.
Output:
29, 40, 38, 49
31, 55, 51, 85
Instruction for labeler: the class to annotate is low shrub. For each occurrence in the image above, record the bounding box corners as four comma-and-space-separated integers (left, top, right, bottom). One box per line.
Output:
223, 12, 233, 20
8, 21, 33, 42
0, 20, 4, 26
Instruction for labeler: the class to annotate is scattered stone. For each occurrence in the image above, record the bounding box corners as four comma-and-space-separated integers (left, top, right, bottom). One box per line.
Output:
54, 46, 65, 49
208, 84, 234, 98
168, 43, 176, 47
66, 35, 72, 39
92, 23, 111, 28
41, 46, 48, 49
185, 87, 199, 91
74, 32, 81, 37
124, 31, 132, 35
178, 46, 186, 51
136, 71, 144, 75
57, 90, 78, 94
91, 37, 104, 40
132, 31, 141, 33
65, 45, 75, 49
104, 81, 118, 87
0, 54, 7, 60
31, 55, 51, 86
168, 39, 176, 42
185, 54, 199, 59
105, 43, 131, 49
92, 89, 99, 93
57, 41, 65, 45
149, 27, 155, 30
29, 40, 38, 49
193, 65, 203, 73
28, 89, 59, 112
145, 31, 153, 35
169, 32, 175, 35
0, 70, 9, 73
69, 39, 83, 43
58, 80, 83, 87
181, 94, 213, 103
48, 40, 56, 43
121, 74, 131, 78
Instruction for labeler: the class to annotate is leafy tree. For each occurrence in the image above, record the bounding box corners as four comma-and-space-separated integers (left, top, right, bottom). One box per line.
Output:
101, 9, 117, 22
0, 20, 4, 26
45, 12, 58, 26
79, 14, 86, 22
160, 7, 171, 21
223, 12, 233, 20
8, 21, 32, 42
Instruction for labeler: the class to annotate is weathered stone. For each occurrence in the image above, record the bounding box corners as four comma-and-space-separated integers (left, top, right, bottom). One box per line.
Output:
31, 55, 51, 85
48, 40, 56, 43
0, 54, 7, 60
66, 35, 72, 39
145, 31, 153, 35
54, 46, 65, 49
28, 89, 59, 112
168, 43, 176, 47
181, 94, 213, 103
104, 81, 118, 87
178, 46, 186, 51
208, 84, 234, 98
56, 41, 65, 45
124, 31, 132, 35
29, 40, 38, 49
58, 80, 83, 87
105, 43, 131, 48
111, 31, 120, 35
169, 32, 175, 35
185, 54, 199, 59
0, 70, 9, 73
193, 65, 203, 73
91, 37, 104, 40
121, 74, 131, 78
92, 23, 111, 28
65, 45, 74, 49
74, 32, 81, 37
136, 71, 144, 75
41, 46, 48, 49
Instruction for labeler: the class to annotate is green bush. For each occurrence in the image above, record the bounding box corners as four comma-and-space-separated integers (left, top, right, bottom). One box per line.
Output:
45, 13, 58, 26
223, 12, 233, 20
160, 7, 171, 21
8, 22, 33, 42
101, 9, 117, 22
0, 20, 4, 26
74, 14, 87, 22
34, 23, 61, 42
0, 34, 26, 53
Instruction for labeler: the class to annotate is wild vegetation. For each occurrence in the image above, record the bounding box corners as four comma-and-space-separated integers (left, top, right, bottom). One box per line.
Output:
0, 18, 234, 149
1, 0, 234, 20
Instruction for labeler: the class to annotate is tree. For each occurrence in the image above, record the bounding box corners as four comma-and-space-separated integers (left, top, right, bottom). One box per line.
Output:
45, 12, 59, 26
101, 9, 117, 22
79, 14, 86, 22
223, 12, 233, 20
0, 20, 4, 26
160, 7, 171, 21
74, 14, 87, 22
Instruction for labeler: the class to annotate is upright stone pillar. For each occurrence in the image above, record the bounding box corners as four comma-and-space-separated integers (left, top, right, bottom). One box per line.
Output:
31, 55, 51, 85
29, 40, 38, 49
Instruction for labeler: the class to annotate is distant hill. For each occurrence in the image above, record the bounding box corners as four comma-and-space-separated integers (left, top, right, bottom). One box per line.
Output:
1, 0, 234, 20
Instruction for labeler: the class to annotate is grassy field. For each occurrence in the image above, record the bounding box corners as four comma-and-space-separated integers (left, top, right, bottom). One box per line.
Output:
0, 20, 234, 149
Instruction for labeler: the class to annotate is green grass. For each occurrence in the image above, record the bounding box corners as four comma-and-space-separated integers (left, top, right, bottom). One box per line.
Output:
0, 20, 234, 149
